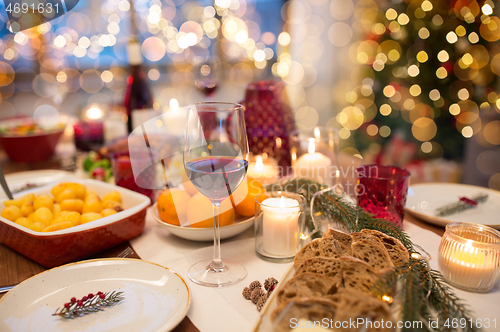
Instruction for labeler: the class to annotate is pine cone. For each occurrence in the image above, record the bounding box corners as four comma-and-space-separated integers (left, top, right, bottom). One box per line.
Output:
264, 277, 278, 291
249, 280, 262, 291
242, 287, 252, 300
251, 288, 265, 304
257, 295, 267, 312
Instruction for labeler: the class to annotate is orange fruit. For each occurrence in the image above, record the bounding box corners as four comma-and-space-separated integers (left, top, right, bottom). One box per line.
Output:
181, 171, 199, 196
230, 177, 264, 217
187, 192, 235, 228
157, 189, 191, 226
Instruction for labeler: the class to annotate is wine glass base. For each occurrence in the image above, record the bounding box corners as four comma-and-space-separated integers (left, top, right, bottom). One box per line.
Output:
188, 259, 247, 287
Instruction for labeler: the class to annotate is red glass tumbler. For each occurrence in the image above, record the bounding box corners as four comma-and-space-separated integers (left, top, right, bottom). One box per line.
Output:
356, 165, 410, 227
111, 151, 155, 204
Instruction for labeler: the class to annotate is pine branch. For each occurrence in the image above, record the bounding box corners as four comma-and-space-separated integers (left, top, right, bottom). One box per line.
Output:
53, 291, 124, 319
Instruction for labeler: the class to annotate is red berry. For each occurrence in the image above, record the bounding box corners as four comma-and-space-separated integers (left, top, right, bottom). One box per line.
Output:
64, 303, 70, 308
77, 300, 83, 306
71, 297, 76, 303
97, 291, 103, 295
99, 294, 105, 299
88, 293, 94, 298
82, 296, 88, 301
73, 311, 78, 315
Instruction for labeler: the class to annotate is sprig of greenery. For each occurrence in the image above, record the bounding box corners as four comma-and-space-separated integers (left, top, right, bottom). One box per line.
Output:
53, 291, 124, 319
269, 178, 480, 332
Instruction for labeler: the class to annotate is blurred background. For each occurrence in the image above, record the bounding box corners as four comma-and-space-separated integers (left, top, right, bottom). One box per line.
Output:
0, 0, 499, 189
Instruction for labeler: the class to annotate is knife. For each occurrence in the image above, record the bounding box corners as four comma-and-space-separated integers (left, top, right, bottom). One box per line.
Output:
0, 165, 13, 200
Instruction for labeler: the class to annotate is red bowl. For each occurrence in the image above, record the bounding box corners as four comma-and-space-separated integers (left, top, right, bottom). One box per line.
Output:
0, 179, 150, 268
0, 118, 65, 163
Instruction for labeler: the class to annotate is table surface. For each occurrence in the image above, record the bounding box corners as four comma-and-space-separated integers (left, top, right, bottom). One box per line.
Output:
0, 151, 446, 332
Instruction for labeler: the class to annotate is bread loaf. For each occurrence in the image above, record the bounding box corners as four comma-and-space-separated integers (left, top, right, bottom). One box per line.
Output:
361, 229, 409, 266
351, 239, 394, 270
270, 298, 337, 332
276, 272, 338, 305
293, 238, 344, 269
340, 257, 380, 294
294, 257, 342, 286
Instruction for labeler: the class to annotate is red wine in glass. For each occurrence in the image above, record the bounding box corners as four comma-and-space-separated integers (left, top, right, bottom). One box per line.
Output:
186, 157, 248, 202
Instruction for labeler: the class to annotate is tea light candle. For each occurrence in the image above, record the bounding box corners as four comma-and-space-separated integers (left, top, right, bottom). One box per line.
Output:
262, 196, 300, 256
247, 155, 278, 185
294, 138, 332, 185
438, 222, 500, 293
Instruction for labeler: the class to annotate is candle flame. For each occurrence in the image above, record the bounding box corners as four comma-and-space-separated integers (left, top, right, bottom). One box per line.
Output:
308, 138, 316, 154
314, 127, 320, 140
280, 196, 286, 209
255, 156, 264, 171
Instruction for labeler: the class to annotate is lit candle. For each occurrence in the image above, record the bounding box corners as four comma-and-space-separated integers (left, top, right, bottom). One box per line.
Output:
262, 196, 300, 256
294, 138, 332, 185
247, 155, 278, 185
441, 239, 494, 289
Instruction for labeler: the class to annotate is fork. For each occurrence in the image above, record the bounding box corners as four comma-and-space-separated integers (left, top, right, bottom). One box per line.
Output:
0, 246, 136, 293
116, 246, 134, 258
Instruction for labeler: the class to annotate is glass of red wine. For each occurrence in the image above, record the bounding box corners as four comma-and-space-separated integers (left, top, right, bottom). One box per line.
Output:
194, 58, 219, 100
184, 102, 249, 286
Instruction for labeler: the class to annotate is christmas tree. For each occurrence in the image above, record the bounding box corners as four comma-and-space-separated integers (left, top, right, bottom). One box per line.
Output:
347, 0, 499, 161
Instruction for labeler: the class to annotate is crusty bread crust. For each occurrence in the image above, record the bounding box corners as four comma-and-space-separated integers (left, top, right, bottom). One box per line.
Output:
361, 229, 410, 266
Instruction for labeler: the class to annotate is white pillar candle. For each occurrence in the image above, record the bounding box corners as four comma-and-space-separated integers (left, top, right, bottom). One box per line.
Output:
247, 156, 278, 185
441, 239, 496, 289
262, 196, 300, 256
294, 138, 332, 185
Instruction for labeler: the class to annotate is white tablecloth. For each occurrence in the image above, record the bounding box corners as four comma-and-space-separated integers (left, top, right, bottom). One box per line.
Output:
131, 209, 500, 332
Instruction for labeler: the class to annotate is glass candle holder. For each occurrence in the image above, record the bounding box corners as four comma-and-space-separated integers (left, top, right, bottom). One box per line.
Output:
291, 127, 340, 187
254, 191, 306, 262
438, 222, 500, 293
356, 165, 410, 227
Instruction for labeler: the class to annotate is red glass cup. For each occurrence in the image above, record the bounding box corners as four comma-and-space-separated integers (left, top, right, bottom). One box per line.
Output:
111, 151, 156, 204
356, 165, 410, 227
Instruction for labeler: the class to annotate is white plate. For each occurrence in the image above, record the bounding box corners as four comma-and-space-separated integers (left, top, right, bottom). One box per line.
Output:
1, 170, 82, 199
406, 183, 500, 228
152, 202, 254, 241
0, 259, 191, 332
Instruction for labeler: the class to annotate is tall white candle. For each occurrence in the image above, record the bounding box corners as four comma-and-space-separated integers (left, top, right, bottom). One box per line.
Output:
294, 138, 332, 185
262, 196, 300, 256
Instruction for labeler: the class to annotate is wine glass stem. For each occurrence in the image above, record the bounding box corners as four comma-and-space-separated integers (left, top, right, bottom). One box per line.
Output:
211, 202, 224, 270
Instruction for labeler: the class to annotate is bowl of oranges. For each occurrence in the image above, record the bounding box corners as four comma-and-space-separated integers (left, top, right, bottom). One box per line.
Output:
152, 175, 264, 241
0, 180, 150, 267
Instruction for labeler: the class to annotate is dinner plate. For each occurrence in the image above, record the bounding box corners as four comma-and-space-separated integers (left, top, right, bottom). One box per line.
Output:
152, 202, 254, 241
1, 170, 82, 199
406, 183, 500, 228
0, 259, 191, 332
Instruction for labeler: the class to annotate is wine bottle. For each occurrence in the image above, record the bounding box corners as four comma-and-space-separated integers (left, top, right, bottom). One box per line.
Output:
123, 0, 157, 133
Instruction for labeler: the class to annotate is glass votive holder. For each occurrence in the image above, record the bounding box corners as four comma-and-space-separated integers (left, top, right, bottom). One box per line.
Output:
254, 191, 306, 262
438, 222, 500, 293
356, 164, 410, 227
111, 151, 155, 204
291, 127, 339, 186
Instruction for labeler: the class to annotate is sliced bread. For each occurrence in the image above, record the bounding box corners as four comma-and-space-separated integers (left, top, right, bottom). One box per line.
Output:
276, 272, 338, 305
327, 288, 393, 332
351, 239, 394, 270
361, 229, 409, 266
293, 238, 344, 269
322, 228, 352, 249
270, 297, 337, 332
339, 256, 380, 294
294, 257, 342, 286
